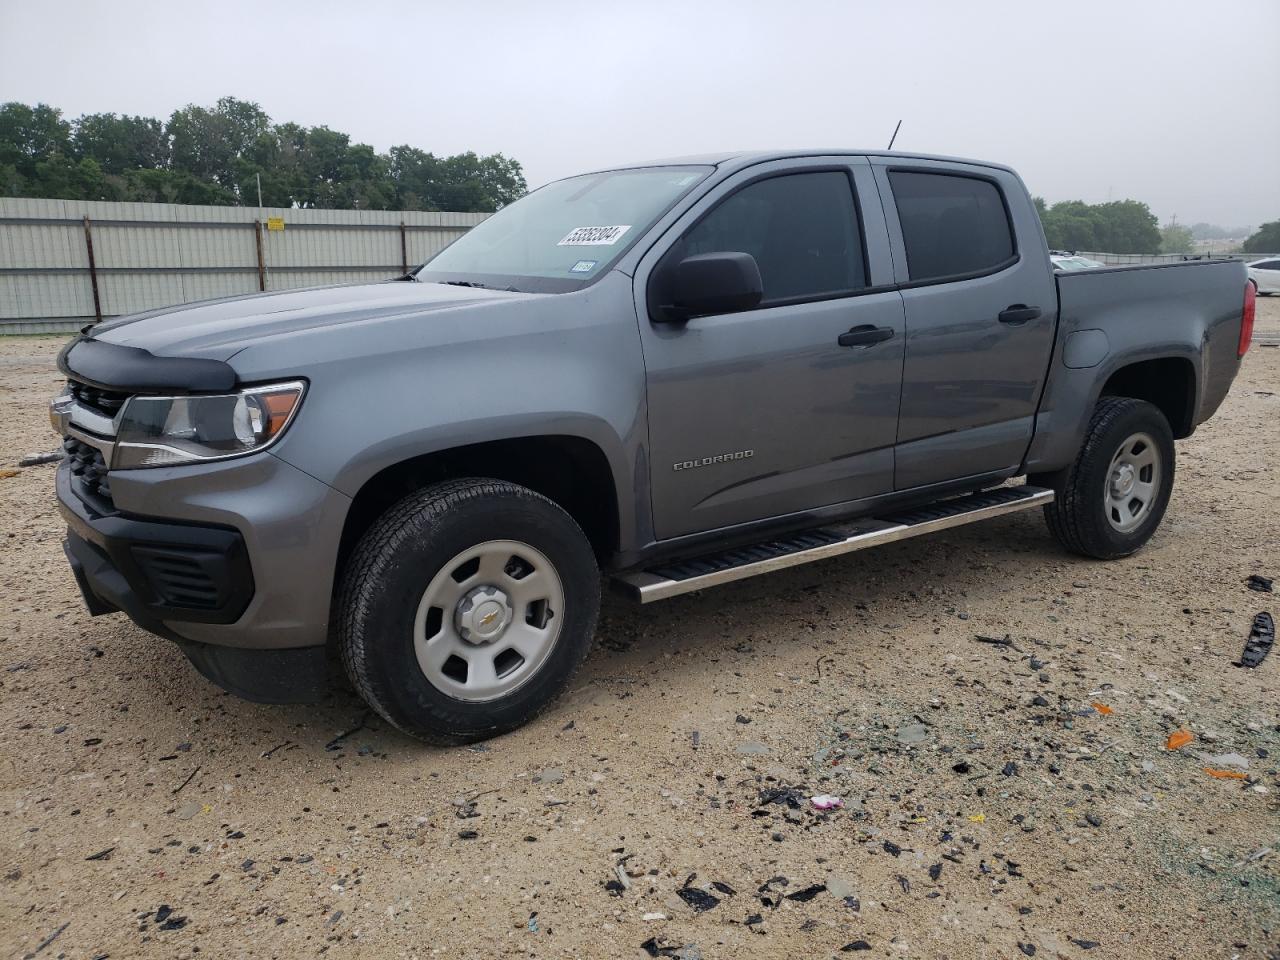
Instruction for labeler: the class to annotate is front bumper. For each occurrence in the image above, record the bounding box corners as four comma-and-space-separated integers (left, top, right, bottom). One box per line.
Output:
55, 454, 351, 702
58, 465, 255, 632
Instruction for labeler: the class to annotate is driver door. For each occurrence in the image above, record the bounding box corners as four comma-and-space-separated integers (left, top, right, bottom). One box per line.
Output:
634, 157, 905, 541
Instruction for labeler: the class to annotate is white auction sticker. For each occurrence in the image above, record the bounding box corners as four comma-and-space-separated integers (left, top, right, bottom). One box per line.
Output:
558, 225, 631, 246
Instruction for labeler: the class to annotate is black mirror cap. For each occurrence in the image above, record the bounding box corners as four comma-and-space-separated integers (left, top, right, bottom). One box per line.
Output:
665, 251, 763, 320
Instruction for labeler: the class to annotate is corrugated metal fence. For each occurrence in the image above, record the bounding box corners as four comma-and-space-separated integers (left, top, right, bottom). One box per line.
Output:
0, 198, 488, 334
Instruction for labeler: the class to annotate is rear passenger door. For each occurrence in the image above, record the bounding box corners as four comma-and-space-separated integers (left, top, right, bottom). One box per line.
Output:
874, 160, 1057, 490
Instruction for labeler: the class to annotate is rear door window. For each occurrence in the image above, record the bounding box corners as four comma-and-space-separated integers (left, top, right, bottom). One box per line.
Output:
674, 171, 867, 303
888, 171, 1016, 282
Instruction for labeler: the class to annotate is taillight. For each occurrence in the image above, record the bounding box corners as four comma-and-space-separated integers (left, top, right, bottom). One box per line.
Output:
1239, 280, 1256, 358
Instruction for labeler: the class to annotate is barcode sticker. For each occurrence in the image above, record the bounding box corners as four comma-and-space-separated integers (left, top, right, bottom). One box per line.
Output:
558, 225, 631, 246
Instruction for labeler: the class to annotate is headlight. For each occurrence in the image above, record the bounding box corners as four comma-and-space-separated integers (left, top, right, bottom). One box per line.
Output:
112, 380, 306, 469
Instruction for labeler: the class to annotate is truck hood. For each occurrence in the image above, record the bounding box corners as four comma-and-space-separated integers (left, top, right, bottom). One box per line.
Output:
90, 281, 540, 360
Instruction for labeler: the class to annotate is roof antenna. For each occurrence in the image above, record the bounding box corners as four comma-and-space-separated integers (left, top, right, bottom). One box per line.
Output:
887, 120, 902, 150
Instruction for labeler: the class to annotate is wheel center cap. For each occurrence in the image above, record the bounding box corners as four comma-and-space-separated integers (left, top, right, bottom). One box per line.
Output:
456, 586, 513, 645
1111, 463, 1136, 498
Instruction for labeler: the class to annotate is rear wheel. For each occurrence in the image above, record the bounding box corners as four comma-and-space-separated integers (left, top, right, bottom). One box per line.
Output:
1036, 397, 1175, 560
338, 478, 600, 744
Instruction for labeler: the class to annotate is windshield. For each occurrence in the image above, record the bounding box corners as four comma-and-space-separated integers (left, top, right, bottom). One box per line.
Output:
415, 165, 712, 292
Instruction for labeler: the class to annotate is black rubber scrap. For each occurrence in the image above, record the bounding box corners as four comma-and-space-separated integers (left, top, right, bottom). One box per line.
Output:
676, 885, 721, 912
784, 883, 826, 902
641, 937, 688, 958
1238, 612, 1274, 668
841, 942, 872, 952
1071, 939, 1101, 950
1246, 574, 1273, 593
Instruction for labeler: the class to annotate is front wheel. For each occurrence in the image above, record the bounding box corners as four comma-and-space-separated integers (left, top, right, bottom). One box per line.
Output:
1035, 397, 1176, 560
337, 479, 600, 745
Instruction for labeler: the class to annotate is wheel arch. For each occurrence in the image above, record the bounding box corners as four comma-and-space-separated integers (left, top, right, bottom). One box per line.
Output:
1097, 354, 1198, 438
335, 434, 622, 581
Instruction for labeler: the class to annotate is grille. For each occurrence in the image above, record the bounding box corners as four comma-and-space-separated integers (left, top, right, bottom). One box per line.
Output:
63, 436, 112, 502
67, 380, 130, 417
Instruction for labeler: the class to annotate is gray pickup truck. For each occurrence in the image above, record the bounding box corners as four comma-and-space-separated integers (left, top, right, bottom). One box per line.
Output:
51, 150, 1256, 743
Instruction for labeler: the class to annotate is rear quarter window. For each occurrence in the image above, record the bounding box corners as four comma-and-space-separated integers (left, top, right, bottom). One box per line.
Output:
889, 170, 1016, 282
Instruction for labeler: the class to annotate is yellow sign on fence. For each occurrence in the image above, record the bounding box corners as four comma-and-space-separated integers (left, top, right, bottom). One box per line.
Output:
266, 217, 285, 232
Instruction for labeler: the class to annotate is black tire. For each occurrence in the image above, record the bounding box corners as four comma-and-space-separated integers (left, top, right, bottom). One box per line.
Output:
337, 478, 600, 745
1034, 397, 1175, 560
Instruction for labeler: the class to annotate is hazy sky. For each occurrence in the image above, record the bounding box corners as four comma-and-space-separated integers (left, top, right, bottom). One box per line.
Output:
3, 0, 1277, 228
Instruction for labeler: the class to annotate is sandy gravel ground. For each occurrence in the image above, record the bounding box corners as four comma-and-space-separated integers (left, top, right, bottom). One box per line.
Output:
1, 301, 1278, 960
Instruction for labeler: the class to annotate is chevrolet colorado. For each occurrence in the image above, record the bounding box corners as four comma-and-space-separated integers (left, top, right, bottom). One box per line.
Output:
50, 150, 1256, 743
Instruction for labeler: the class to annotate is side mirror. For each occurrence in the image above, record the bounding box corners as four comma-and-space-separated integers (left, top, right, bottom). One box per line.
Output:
663, 252, 763, 320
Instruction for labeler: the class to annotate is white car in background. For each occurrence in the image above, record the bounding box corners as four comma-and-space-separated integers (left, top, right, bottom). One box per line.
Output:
1246, 258, 1280, 294
1051, 254, 1107, 272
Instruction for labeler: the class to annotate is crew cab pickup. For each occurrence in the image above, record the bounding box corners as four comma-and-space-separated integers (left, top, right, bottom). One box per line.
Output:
50, 150, 1256, 743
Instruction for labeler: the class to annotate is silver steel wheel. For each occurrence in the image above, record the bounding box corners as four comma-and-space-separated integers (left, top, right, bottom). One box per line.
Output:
1104, 431, 1161, 533
412, 539, 565, 702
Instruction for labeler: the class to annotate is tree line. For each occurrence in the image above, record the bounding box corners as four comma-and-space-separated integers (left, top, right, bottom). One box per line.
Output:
1035, 197, 1277, 255
0, 98, 526, 212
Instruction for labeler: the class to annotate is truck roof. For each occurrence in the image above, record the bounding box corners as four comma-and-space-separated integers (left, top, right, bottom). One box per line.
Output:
582, 149, 1019, 177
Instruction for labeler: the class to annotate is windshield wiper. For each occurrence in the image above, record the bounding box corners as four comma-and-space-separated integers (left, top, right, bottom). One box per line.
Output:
438, 280, 488, 288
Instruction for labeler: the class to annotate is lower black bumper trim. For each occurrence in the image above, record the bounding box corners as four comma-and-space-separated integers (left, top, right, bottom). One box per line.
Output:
177, 640, 332, 704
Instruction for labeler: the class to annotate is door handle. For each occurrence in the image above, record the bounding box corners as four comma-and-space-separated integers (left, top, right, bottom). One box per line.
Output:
838, 325, 895, 347
998, 305, 1042, 325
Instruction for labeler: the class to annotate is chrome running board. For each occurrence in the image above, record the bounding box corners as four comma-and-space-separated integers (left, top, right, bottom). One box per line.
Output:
614, 485, 1053, 603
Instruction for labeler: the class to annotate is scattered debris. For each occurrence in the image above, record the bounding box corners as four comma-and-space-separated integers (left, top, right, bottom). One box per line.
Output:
841, 941, 872, 952
676, 883, 720, 913
974, 633, 1019, 651
1245, 574, 1274, 593
24, 921, 69, 957
1091, 702, 1114, 715
895, 722, 929, 744
18, 450, 63, 466
758, 785, 805, 808
810, 794, 844, 810
179, 799, 215, 821
0, 468, 18, 480
154, 905, 188, 931
172, 765, 201, 795
324, 713, 369, 752
1237, 612, 1274, 668
1165, 730, 1194, 750
1199, 752, 1250, 770
1203, 768, 1249, 780
533, 767, 564, 784
641, 938, 701, 959
784, 883, 826, 903
84, 847, 114, 861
